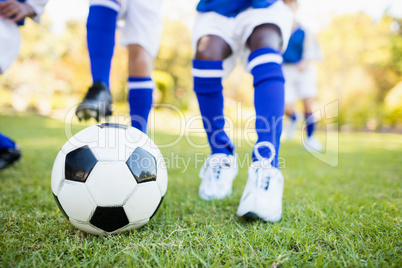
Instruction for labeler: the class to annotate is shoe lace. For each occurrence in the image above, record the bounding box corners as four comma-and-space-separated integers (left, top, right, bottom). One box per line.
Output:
200, 156, 230, 181
258, 169, 270, 190
251, 141, 277, 191
211, 166, 222, 181
252, 161, 271, 191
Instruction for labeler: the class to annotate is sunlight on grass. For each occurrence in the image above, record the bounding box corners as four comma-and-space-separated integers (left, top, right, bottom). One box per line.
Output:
0, 114, 401, 267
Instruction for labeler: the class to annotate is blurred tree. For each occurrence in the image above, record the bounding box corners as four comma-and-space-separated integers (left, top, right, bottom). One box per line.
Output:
1, 12, 401, 131
384, 81, 402, 126
317, 13, 402, 130
0, 16, 88, 114
154, 18, 193, 110
153, 70, 175, 104
366, 16, 402, 102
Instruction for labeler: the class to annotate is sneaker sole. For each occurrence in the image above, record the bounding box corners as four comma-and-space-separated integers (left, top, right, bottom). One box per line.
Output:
239, 211, 281, 222
199, 191, 232, 201
76, 107, 112, 122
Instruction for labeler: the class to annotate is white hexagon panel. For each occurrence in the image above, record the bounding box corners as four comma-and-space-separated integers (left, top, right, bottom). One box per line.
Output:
111, 219, 149, 235
90, 124, 131, 162
61, 125, 100, 155
57, 181, 97, 222
124, 182, 162, 223
70, 218, 103, 236
86, 161, 137, 207
51, 150, 66, 196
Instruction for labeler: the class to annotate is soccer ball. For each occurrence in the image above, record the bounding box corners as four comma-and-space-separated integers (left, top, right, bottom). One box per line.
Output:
51, 123, 168, 235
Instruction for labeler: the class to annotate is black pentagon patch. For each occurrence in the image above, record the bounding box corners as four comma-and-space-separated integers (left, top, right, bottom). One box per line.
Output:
126, 147, 157, 183
90, 207, 129, 233
53, 194, 68, 219
65, 145, 97, 182
98, 123, 128, 129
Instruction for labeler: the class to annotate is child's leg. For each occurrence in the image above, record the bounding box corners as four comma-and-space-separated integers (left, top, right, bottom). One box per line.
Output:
193, 35, 234, 155
247, 25, 285, 168
127, 76, 153, 133
303, 97, 315, 138
86, 0, 120, 88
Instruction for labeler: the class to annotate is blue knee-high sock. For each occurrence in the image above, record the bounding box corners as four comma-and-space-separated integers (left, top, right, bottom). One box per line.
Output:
305, 113, 315, 138
87, 0, 120, 88
0, 132, 16, 150
249, 48, 285, 168
192, 59, 234, 155
128, 77, 154, 133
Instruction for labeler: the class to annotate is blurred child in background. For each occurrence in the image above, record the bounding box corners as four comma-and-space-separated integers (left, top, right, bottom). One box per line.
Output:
0, 0, 48, 170
282, 0, 323, 151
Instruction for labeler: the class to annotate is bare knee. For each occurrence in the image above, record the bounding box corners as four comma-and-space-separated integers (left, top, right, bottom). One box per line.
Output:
128, 44, 153, 76
195, 35, 232, 61
247, 24, 282, 52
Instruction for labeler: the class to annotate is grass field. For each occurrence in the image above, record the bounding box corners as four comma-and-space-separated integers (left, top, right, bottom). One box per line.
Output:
0, 113, 401, 267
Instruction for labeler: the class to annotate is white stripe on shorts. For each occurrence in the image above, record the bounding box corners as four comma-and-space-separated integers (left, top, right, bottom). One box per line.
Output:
247, 54, 283, 73
127, 81, 155, 89
90, 0, 120, 12
191, 68, 224, 78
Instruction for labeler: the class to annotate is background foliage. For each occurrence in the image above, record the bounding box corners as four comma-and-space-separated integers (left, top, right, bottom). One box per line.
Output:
1, 114, 401, 267
0, 12, 401, 130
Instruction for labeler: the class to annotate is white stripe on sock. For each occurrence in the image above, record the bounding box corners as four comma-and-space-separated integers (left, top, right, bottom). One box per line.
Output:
191, 68, 224, 78
127, 81, 155, 89
247, 54, 283, 73
90, 0, 120, 12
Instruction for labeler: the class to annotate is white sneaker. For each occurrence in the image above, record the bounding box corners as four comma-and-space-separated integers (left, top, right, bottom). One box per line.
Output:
304, 136, 323, 151
236, 142, 284, 222
199, 154, 238, 200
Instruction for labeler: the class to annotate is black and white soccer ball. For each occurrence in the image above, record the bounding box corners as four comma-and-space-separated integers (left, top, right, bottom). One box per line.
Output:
51, 123, 168, 235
